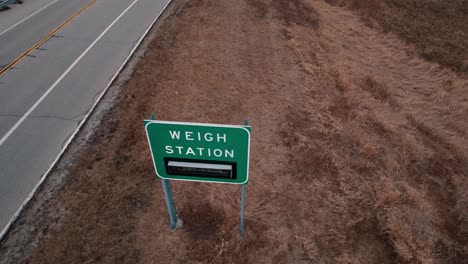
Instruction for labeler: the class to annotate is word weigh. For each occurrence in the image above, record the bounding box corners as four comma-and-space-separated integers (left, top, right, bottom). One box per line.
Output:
168, 130, 227, 143
164, 130, 235, 159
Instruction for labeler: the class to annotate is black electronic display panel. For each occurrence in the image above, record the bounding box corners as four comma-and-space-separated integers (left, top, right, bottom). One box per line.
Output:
164, 158, 237, 180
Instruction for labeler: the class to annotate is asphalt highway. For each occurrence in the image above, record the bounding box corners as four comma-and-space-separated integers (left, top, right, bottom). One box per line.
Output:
0, 0, 171, 237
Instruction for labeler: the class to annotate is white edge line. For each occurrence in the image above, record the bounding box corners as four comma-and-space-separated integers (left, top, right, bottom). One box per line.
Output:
0, 0, 141, 147
0, 0, 174, 241
0, 0, 60, 37
144, 122, 251, 185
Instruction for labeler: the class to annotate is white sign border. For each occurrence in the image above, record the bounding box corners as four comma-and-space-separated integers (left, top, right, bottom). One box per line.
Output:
144, 120, 251, 184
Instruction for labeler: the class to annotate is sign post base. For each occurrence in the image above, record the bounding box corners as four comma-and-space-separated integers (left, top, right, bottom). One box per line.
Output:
240, 119, 249, 235
240, 183, 246, 235
161, 178, 182, 230
150, 114, 182, 230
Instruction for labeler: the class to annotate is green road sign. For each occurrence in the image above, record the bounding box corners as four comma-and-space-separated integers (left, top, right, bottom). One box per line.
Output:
145, 120, 251, 184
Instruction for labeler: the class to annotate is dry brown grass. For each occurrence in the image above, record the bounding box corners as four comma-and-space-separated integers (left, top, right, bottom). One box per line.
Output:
326, 0, 380, 14
3, 0, 465, 263
362, 76, 399, 109
375, 179, 441, 263
328, 0, 468, 76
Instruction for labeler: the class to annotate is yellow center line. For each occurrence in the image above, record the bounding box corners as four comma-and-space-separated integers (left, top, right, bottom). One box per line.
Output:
0, 0, 97, 76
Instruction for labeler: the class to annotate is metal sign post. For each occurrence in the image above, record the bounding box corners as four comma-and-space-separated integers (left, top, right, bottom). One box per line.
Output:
149, 114, 182, 230
240, 119, 248, 235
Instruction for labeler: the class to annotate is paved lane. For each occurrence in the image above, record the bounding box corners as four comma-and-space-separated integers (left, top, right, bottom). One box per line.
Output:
0, 0, 94, 69
0, 0, 56, 34
0, 0, 171, 237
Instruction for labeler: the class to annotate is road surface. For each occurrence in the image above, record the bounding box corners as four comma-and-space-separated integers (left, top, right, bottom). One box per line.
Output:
0, 0, 171, 237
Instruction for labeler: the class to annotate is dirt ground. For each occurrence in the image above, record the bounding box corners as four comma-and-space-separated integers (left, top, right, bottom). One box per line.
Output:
1, 0, 467, 263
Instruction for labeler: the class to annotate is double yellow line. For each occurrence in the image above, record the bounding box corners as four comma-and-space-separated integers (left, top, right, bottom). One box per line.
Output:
0, 0, 97, 76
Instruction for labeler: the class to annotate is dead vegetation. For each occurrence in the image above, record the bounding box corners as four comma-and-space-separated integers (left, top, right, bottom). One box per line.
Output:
327, 0, 468, 76
1, 0, 466, 263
